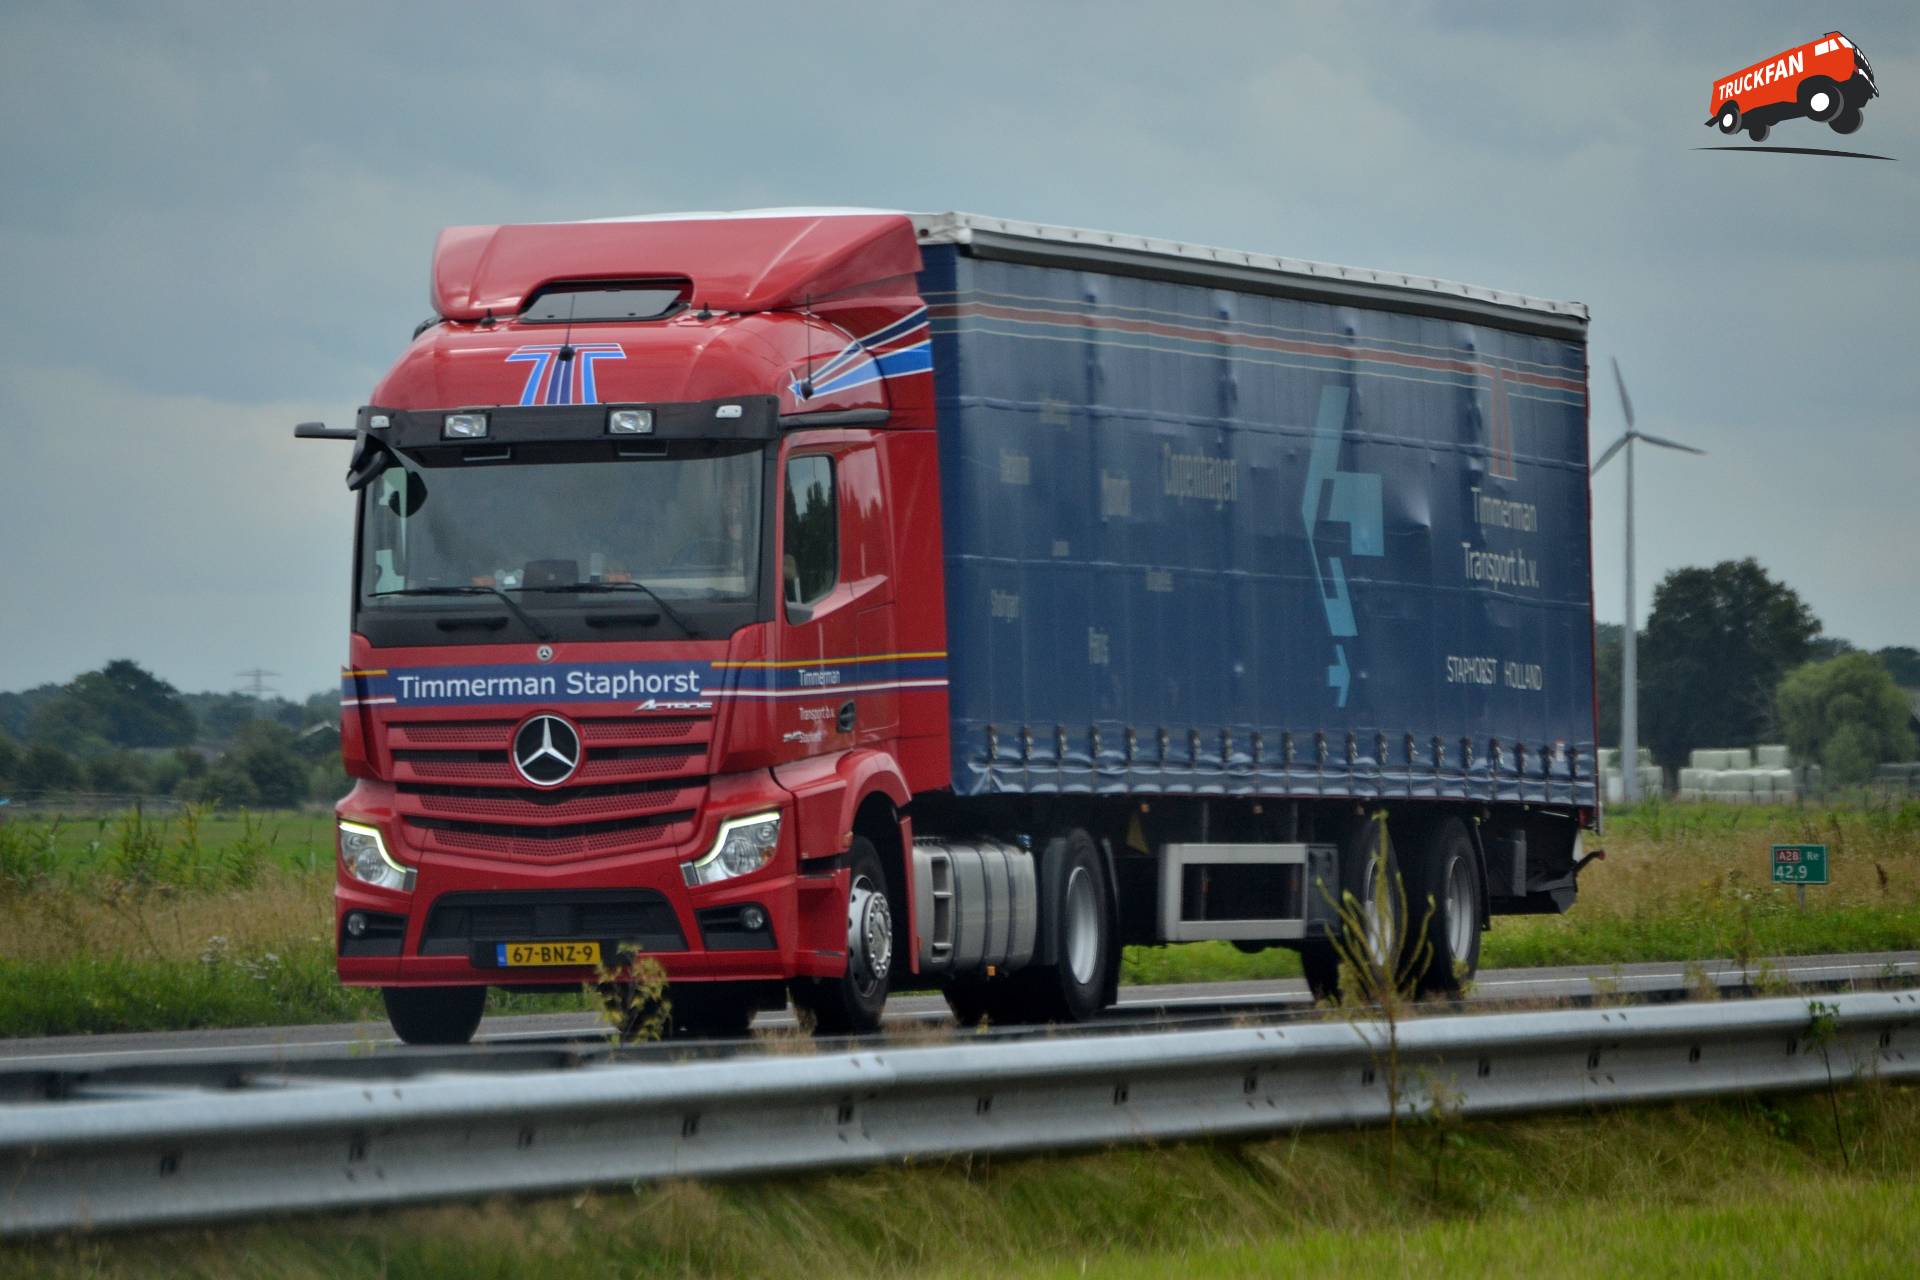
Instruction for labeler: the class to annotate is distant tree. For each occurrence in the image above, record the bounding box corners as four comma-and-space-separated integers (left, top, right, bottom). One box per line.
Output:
230, 721, 309, 808
1877, 646, 1920, 687
1640, 559, 1821, 767
23, 661, 194, 752
86, 751, 152, 797
185, 762, 260, 810
16, 745, 83, 795
1594, 622, 1623, 747
0, 684, 64, 740
0, 734, 17, 790
1778, 653, 1917, 785
171, 746, 208, 780
1808, 636, 1857, 662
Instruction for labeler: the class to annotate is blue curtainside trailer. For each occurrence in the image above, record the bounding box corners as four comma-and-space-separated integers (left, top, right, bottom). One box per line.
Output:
914, 217, 1596, 809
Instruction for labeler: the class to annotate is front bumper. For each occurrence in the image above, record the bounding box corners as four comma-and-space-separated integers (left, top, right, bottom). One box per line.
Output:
334, 774, 850, 988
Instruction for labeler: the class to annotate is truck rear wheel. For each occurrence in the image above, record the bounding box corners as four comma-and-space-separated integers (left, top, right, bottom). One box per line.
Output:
1019, 829, 1113, 1024
382, 985, 486, 1046
790, 837, 893, 1035
1405, 818, 1484, 995
1830, 106, 1863, 135
1745, 120, 1770, 143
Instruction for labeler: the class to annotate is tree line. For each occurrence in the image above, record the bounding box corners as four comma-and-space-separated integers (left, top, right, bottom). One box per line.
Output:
0, 660, 344, 807
1597, 558, 1917, 783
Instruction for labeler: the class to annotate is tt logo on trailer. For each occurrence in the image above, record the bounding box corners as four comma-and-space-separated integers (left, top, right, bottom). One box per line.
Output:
512, 714, 582, 787
1301, 385, 1383, 709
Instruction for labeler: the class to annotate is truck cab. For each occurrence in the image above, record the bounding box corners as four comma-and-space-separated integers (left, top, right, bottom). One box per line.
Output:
316, 213, 947, 1043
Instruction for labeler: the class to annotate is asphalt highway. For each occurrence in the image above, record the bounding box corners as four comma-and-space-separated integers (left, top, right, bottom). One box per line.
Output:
1, 951, 1911, 1078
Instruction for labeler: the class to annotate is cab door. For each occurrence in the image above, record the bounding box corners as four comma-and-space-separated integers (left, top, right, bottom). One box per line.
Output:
772, 437, 892, 762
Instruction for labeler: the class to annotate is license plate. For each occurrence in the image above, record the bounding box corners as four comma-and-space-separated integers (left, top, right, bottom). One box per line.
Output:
495, 941, 601, 967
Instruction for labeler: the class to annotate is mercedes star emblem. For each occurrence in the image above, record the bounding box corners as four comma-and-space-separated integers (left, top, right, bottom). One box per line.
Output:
512, 714, 582, 787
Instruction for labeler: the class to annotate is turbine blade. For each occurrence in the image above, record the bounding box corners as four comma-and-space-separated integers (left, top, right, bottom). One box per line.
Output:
1592, 433, 1630, 473
1611, 357, 1635, 430
1635, 430, 1707, 456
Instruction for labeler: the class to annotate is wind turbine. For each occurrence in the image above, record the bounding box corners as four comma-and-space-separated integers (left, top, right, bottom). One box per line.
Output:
1592, 358, 1705, 803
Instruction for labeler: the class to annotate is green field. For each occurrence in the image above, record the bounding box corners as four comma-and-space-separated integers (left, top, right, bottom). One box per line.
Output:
7, 1087, 1916, 1277
1, 800, 1916, 1038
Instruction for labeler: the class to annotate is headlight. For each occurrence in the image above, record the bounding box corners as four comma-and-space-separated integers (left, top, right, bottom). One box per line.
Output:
338, 821, 416, 892
682, 812, 781, 887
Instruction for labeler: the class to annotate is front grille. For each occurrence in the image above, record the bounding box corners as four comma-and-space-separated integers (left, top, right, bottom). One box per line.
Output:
381, 713, 713, 864
421, 890, 686, 955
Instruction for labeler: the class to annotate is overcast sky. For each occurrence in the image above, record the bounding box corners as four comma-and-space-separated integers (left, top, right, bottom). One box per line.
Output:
1, 1, 1914, 697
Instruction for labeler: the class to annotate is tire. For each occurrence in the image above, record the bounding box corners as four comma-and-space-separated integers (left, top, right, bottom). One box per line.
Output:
1830, 107, 1863, 135
1299, 941, 1342, 1003
943, 975, 1032, 1028
1019, 829, 1113, 1024
1716, 103, 1740, 134
1403, 818, 1485, 995
382, 985, 486, 1045
1301, 816, 1403, 1002
790, 837, 893, 1035
1800, 77, 1842, 122
1746, 120, 1770, 143
668, 985, 757, 1040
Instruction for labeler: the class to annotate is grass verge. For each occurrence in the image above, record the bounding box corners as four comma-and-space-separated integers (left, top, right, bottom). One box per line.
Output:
6, 1087, 1915, 1277
0, 800, 1914, 1037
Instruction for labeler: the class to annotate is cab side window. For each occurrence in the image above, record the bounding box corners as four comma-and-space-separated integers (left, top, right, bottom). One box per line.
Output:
783, 455, 837, 610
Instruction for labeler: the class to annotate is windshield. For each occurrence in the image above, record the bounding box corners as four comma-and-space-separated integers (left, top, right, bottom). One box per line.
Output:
356, 445, 765, 645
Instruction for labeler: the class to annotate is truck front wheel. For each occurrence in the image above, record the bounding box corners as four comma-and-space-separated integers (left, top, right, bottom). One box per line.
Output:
1405, 818, 1484, 995
791, 837, 893, 1035
1716, 102, 1741, 134
382, 985, 486, 1046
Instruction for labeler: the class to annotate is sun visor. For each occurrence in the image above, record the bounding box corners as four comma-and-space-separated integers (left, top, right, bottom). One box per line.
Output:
430, 213, 922, 321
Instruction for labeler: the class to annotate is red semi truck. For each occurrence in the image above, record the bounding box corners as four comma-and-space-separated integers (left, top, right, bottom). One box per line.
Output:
300, 211, 1600, 1044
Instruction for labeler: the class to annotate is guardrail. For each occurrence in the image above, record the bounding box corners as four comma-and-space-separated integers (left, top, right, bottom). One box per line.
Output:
3, 990, 1915, 1235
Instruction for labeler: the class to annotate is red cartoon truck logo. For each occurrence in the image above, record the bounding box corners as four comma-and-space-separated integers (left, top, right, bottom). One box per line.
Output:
1707, 32, 1878, 141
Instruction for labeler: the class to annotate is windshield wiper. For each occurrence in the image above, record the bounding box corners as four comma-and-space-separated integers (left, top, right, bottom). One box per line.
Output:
518, 581, 700, 638
368, 586, 553, 641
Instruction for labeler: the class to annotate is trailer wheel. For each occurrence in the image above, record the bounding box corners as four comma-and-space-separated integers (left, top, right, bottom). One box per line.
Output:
1830, 106, 1863, 135
1299, 942, 1342, 1003
1301, 816, 1405, 1003
382, 985, 486, 1045
1405, 818, 1484, 995
1716, 103, 1741, 134
791, 837, 893, 1035
1799, 77, 1843, 122
1745, 119, 1770, 143
1021, 829, 1113, 1024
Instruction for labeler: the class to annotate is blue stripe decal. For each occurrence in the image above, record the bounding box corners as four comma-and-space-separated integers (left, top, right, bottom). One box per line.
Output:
341, 658, 950, 708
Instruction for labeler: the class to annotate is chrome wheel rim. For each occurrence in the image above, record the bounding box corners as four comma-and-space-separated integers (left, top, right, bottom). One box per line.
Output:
847, 873, 892, 998
1064, 864, 1100, 985
1359, 853, 1395, 969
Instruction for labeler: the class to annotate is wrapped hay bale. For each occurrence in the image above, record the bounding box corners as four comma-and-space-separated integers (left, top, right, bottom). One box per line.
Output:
1755, 744, 1791, 769
1723, 747, 1753, 770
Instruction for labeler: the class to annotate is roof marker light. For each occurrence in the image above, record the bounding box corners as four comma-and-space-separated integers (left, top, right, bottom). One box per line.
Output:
608, 409, 654, 435
367, 414, 391, 431
443, 412, 488, 439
